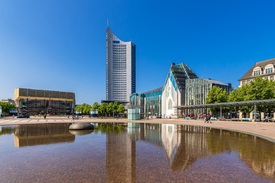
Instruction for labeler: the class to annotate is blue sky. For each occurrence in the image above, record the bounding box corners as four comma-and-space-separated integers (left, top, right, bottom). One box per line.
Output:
1, 0, 275, 104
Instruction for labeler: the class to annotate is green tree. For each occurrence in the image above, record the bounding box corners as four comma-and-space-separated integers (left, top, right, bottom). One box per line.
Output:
228, 86, 252, 118
107, 102, 114, 116
228, 88, 240, 111
74, 103, 92, 115
247, 77, 275, 120
237, 85, 253, 117
247, 77, 275, 100
83, 104, 92, 115
206, 86, 228, 104
98, 103, 108, 117
117, 104, 125, 114
206, 86, 228, 115
91, 102, 100, 109
228, 77, 275, 119
113, 101, 119, 116
0, 102, 15, 114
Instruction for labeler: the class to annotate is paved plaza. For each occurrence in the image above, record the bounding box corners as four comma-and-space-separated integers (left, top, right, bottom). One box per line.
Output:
0, 116, 274, 142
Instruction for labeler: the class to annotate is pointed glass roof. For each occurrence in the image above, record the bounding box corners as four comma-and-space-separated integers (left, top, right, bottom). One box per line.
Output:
164, 63, 198, 91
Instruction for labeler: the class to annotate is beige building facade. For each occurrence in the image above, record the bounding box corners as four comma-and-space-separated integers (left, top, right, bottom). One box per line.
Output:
239, 58, 275, 87
238, 58, 275, 119
14, 88, 75, 115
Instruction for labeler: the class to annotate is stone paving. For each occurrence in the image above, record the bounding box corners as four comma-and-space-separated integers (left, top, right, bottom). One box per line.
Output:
1, 116, 274, 142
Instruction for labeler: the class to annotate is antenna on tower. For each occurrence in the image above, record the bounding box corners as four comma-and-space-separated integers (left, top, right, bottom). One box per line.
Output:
107, 19, 109, 27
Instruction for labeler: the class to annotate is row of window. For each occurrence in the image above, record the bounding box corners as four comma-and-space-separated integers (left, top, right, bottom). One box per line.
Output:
113, 44, 126, 48
254, 68, 274, 76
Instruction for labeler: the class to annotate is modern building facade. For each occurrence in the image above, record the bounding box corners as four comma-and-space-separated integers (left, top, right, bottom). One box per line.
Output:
14, 88, 75, 115
130, 62, 232, 119
239, 58, 275, 87
162, 63, 198, 118
130, 87, 162, 117
106, 27, 136, 103
185, 78, 232, 105
185, 78, 232, 114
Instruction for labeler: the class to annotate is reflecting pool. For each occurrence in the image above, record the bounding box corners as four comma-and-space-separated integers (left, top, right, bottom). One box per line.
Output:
0, 123, 274, 182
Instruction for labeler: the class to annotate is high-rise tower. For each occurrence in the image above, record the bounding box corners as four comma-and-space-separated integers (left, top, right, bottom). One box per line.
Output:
106, 27, 136, 103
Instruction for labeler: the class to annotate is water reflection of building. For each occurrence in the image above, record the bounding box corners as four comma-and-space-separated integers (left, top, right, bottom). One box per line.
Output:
106, 123, 275, 181
106, 129, 136, 183
128, 123, 212, 172
240, 154, 275, 179
161, 125, 212, 171
14, 124, 75, 147
142, 123, 162, 147
206, 129, 275, 179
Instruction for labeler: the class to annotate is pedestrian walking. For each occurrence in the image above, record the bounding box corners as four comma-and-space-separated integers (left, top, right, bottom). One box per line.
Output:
204, 115, 212, 123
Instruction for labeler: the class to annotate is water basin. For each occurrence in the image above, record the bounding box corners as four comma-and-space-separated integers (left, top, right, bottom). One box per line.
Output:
0, 123, 274, 182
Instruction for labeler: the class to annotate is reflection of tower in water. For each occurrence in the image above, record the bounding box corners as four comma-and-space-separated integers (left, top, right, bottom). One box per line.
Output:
106, 128, 136, 183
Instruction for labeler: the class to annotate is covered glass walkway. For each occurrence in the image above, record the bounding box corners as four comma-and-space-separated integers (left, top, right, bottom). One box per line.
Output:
175, 99, 275, 121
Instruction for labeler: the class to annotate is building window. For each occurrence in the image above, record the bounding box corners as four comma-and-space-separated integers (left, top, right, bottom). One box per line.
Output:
254, 70, 261, 76
266, 68, 273, 74
168, 99, 172, 110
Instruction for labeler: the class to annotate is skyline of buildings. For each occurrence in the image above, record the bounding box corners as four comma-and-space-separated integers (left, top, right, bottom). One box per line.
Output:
130, 63, 232, 118
106, 27, 136, 103
1, 0, 275, 105
1, 26, 275, 108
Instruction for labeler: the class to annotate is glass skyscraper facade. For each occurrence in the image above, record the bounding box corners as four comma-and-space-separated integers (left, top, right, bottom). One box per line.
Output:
106, 27, 136, 103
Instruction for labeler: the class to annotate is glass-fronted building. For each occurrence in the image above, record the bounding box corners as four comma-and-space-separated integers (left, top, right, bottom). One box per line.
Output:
144, 88, 162, 117
14, 88, 75, 115
185, 78, 232, 114
130, 62, 232, 119
130, 87, 162, 118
